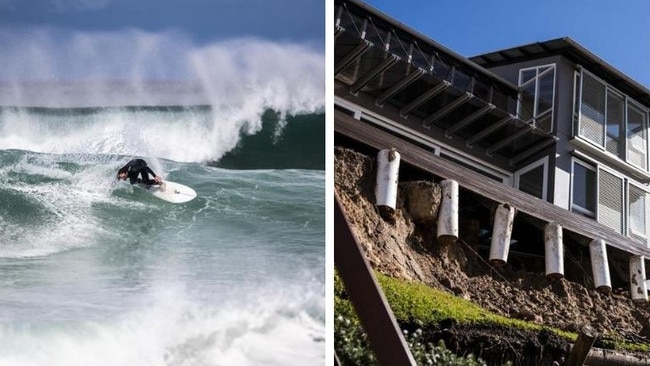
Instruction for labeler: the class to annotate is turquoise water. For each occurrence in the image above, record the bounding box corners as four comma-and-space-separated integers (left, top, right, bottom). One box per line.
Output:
0, 108, 325, 365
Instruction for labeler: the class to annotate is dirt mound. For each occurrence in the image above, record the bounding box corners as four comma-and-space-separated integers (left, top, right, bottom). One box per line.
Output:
335, 146, 650, 347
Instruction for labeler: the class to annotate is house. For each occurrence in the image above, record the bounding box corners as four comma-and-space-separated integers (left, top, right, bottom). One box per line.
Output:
334, 0, 650, 295
471, 38, 650, 245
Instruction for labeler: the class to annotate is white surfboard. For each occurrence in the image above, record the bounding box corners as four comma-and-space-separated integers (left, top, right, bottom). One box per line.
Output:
148, 181, 197, 203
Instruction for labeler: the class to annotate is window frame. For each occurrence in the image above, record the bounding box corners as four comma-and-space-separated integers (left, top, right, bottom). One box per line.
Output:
514, 156, 548, 201
627, 181, 650, 240
605, 88, 626, 159
596, 165, 626, 234
517, 64, 556, 133
626, 99, 649, 171
575, 68, 650, 172
570, 158, 597, 218
571, 154, 650, 242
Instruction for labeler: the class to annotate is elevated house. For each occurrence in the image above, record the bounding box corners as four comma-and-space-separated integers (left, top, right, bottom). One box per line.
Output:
471, 38, 650, 245
334, 0, 650, 295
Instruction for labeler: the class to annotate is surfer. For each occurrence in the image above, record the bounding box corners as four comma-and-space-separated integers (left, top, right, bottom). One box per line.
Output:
116, 159, 165, 190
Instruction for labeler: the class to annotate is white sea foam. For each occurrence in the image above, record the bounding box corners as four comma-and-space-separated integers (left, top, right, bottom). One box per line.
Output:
0, 27, 324, 163
0, 279, 325, 366
0, 153, 124, 257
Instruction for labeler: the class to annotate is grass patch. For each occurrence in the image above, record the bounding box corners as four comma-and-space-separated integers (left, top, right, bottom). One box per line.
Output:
377, 273, 574, 339
335, 271, 572, 339
335, 271, 650, 353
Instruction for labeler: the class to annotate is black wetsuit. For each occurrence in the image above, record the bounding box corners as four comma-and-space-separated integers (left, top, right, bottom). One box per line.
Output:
118, 159, 158, 185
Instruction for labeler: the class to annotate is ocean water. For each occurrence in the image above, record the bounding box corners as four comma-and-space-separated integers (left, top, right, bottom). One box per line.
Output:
0, 106, 325, 363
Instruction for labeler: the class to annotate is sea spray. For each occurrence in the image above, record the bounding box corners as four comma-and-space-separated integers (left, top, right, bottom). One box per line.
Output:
0, 27, 324, 164
0, 278, 325, 366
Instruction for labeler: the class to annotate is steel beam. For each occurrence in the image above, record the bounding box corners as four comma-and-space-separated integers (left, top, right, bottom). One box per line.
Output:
376, 68, 424, 106
445, 103, 494, 137
423, 92, 472, 128
350, 54, 400, 94
486, 126, 531, 156
335, 40, 373, 76
399, 80, 450, 117
467, 114, 513, 147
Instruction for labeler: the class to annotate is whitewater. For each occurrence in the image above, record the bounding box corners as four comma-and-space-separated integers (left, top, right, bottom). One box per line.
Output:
0, 28, 325, 365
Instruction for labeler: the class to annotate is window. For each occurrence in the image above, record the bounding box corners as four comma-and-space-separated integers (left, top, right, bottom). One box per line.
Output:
578, 72, 606, 146
518, 64, 555, 133
572, 158, 649, 240
629, 183, 648, 239
571, 160, 597, 217
598, 169, 624, 234
627, 102, 648, 170
576, 69, 650, 171
515, 157, 548, 200
605, 90, 625, 158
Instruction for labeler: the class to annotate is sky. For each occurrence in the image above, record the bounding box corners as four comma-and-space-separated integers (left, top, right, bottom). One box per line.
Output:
0, 0, 326, 107
0, 0, 324, 46
0, 0, 325, 83
363, 0, 650, 89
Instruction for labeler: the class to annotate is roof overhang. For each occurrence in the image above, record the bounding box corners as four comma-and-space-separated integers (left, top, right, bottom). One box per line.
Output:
471, 37, 650, 108
335, 0, 556, 165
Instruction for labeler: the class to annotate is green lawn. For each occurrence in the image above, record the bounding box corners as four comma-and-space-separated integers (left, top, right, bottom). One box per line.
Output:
335, 271, 649, 353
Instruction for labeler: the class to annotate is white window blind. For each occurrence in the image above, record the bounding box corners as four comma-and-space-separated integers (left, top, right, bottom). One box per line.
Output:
598, 169, 624, 234
579, 73, 606, 146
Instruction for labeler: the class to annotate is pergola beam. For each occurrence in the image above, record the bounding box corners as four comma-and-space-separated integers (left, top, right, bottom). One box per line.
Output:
335, 40, 373, 76
467, 114, 513, 147
350, 54, 400, 94
399, 80, 450, 117
423, 92, 473, 128
486, 126, 531, 156
445, 103, 495, 137
510, 137, 558, 166
376, 68, 425, 106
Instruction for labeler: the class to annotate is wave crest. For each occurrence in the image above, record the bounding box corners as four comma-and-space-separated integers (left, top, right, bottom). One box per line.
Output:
0, 28, 324, 162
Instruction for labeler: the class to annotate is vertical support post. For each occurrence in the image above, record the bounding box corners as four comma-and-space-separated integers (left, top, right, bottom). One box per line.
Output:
589, 239, 611, 293
335, 194, 418, 366
489, 203, 516, 267
629, 255, 648, 304
437, 179, 459, 245
544, 222, 564, 281
567, 326, 598, 366
375, 148, 400, 218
